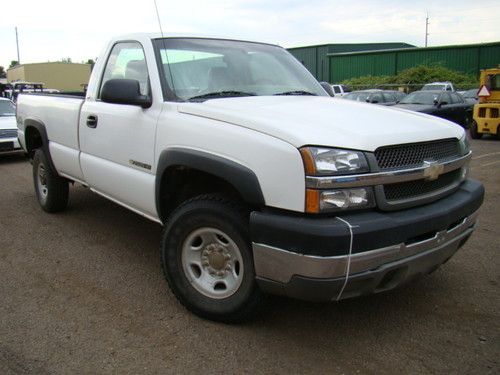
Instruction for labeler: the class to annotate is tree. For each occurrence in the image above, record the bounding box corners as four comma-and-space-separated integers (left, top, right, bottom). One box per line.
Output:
9, 61, 19, 69
0, 66, 6, 78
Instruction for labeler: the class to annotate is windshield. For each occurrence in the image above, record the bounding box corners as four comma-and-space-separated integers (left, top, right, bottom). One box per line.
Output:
154, 38, 327, 101
343, 92, 370, 102
0, 100, 15, 116
399, 91, 440, 105
462, 89, 478, 99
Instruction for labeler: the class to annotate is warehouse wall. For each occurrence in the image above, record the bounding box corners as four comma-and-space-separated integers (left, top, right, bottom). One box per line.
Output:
7, 62, 91, 91
287, 43, 414, 81
328, 42, 500, 82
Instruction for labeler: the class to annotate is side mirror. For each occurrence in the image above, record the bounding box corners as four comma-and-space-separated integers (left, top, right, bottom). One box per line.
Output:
320, 82, 335, 97
434, 99, 441, 107
101, 79, 152, 108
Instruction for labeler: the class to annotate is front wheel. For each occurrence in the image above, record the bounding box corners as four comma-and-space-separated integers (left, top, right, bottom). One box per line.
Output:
161, 195, 263, 323
469, 121, 483, 139
33, 149, 69, 212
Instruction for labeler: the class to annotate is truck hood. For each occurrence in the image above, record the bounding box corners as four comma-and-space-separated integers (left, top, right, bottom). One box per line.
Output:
0, 116, 17, 130
177, 96, 463, 151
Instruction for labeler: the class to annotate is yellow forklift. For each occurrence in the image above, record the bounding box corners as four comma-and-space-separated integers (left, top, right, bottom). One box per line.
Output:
471, 68, 500, 139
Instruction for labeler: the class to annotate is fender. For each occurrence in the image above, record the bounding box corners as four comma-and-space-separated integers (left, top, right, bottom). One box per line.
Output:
24, 119, 58, 174
156, 148, 265, 220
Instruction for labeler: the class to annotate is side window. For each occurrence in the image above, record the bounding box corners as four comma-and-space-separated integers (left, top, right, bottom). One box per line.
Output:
333, 86, 341, 94
371, 93, 383, 103
450, 93, 463, 104
100, 42, 149, 97
440, 93, 451, 104
382, 92, 395, 102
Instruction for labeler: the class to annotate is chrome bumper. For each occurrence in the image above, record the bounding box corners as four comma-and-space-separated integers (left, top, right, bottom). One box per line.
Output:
253, 210, 478, 285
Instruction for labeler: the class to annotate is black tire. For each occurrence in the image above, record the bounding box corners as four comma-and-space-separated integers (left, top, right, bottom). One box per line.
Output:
161, 195, 263, 323
469, 121, 482, 139
32, 149, 69, 212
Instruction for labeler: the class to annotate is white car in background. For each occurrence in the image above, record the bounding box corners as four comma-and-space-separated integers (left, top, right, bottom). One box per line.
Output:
422, 81, 455, 92
0, 98, 21, 153
330, 84, 352, 96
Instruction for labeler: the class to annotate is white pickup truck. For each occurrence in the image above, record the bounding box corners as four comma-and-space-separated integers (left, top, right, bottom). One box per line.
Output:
16, 33, 484, 322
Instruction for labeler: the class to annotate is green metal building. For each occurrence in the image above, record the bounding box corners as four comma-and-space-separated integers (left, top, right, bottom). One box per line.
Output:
287, 43, 415, 81
327, 41, 500, 83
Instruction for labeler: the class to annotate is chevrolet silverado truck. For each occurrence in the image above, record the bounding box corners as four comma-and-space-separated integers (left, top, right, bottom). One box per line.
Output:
16, 34, 484, 322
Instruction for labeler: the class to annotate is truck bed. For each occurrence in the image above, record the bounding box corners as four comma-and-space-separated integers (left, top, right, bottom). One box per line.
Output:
17, 93, 85, 180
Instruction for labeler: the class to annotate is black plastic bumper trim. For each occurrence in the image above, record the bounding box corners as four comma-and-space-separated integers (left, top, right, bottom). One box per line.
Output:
250, 179, 484, 257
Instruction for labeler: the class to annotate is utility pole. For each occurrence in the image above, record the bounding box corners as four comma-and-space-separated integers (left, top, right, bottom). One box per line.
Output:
425, 14, 429, 47
15, 27, 20, 63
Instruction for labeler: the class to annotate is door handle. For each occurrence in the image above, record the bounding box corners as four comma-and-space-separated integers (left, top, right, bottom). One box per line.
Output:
86, 115, 98, 128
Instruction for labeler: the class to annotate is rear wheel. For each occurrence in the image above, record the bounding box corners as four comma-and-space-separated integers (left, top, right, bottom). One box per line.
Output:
469, 121, 482, 139
33, 149, 69, 212
161, 195, 263, 323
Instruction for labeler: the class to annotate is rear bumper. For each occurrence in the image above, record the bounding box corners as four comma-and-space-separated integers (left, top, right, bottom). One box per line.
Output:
250, 179, 484, 301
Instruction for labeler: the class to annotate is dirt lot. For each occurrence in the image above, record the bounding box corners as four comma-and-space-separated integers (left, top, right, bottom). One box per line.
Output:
0, 138, 499, 374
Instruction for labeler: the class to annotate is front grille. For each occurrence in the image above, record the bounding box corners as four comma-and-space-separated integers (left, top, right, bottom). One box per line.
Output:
375, 139, 460, 170
0, 129, 17, 139
384, 169, 462, 202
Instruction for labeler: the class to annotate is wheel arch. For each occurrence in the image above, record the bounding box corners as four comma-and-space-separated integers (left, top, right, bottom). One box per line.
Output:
156, 148, 265, 223
23, 119, 58, 173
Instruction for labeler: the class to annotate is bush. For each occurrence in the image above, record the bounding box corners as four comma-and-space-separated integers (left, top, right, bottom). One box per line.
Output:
341, 64, 477, 90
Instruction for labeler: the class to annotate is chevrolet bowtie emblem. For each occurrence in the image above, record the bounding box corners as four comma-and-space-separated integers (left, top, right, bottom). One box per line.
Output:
423, 160, 444, 181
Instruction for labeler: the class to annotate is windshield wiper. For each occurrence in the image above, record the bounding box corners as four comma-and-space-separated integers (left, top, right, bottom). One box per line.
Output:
274, 90, 317, 96
188, 91, 257, 101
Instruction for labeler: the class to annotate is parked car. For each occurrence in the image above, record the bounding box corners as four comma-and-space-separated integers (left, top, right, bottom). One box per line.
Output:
343, 89, 400, 105
384, 90, 407, 102
461, 89, 479, 103
17, 33, 484, 322
393, 90, 473, 127
0, 98, 21, 153
330, 84, 351, 97
421, 81, 455, 92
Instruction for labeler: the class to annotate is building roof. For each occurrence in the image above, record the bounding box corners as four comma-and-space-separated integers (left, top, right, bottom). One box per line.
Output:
287, 42, 415, 51
7, 61, 91, 71
327, 41, 500, 57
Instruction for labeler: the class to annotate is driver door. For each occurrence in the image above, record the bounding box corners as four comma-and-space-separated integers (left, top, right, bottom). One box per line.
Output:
79, 41, 161, 219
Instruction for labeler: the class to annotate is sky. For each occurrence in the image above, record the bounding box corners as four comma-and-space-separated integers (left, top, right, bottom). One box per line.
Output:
0, 0, 499, 69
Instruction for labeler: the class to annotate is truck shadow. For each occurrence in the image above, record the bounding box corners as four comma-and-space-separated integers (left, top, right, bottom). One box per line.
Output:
0, 152, 28, 164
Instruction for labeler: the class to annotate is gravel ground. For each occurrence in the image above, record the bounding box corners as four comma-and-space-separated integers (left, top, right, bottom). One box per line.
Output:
0, 137, 499, 374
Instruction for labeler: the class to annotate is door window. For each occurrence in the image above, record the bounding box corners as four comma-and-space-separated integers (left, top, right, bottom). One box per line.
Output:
382, 92, 395, 102
450, 93, 463, 104
440, 93, 451, 105
370, 93, 383, 103
100, 42, 149, 97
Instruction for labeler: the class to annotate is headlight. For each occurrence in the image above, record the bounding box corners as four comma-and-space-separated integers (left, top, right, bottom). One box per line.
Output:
458, 133, 470, 155
306, 187, 376, 213
300, 147, 369, 176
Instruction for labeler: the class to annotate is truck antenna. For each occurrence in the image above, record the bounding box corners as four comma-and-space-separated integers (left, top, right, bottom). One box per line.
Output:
153, 0, 176, 93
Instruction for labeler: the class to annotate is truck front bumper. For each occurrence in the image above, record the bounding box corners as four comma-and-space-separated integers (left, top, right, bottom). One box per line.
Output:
250, 179, 484, 302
